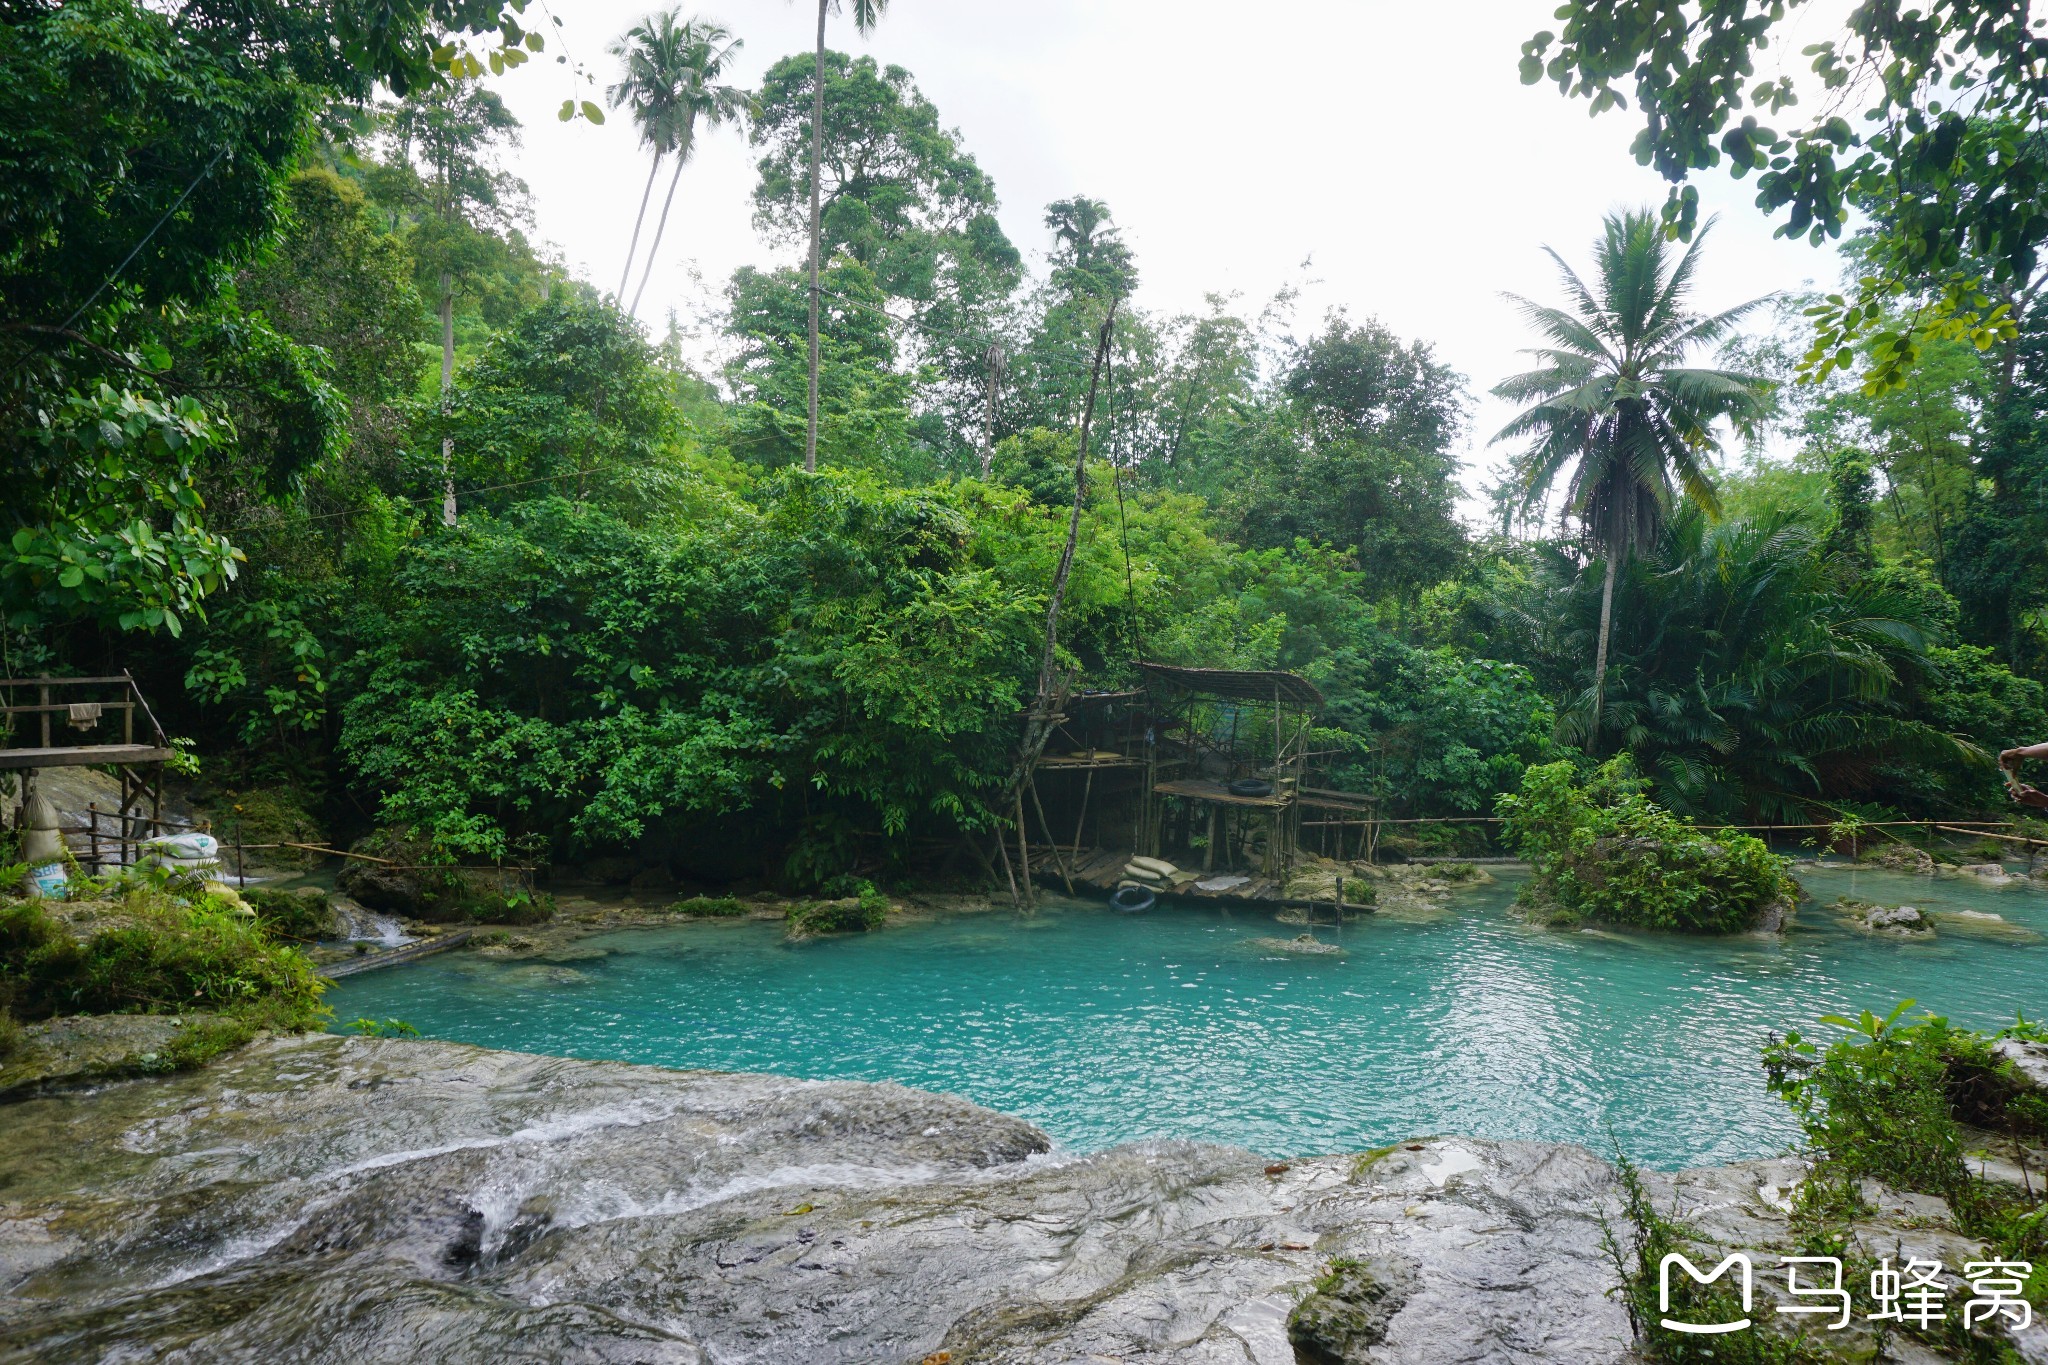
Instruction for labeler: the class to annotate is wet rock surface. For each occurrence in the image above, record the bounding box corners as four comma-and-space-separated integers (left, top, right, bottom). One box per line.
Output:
0, 1013, 218, 1098
0, 1035, 1644, 1364
15, 1036, 2042, 1361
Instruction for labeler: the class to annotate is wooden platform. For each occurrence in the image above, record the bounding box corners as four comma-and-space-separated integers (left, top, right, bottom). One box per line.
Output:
1150, 777, 1292, 809
1036, 754, 1146, 770
1027, 845, 1293, 906
0, 744, 174, 770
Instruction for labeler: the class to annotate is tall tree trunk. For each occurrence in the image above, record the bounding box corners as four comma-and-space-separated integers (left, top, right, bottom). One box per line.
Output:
630, 151, 688, 318
1591, 543, 1617, 749
804, 0, 827, 473
619, 153, 662, 305
439, 271, 456, 527
979, 342, 1005, 476
997, 300, 1117, 907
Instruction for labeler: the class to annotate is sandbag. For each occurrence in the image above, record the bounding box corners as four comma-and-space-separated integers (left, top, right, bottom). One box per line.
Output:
1129, 856, 1178, 878
19, 793, 63, 865
26, 862, 66, 898
1121, 863, 1165, 884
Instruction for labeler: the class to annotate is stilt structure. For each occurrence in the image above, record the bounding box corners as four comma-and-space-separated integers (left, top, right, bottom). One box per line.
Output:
1, 674, 175, 868
1017, 663, 1333, 904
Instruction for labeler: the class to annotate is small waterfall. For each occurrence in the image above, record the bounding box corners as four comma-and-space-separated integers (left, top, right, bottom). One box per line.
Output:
334, 899, 415, 946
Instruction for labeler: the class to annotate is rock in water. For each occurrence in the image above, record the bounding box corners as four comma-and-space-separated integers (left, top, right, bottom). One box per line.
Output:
1248, 933, 1347, 956
1834, 896, 1935, 937
0, 1036, 1647, 1364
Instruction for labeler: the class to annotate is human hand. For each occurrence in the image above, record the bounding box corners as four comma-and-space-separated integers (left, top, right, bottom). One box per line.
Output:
2013, 784, 2048, 810
2003, 748, 2027, 771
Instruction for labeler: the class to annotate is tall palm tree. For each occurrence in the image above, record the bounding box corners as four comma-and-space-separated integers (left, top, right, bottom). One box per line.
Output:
608, 13, 749, 318
1492, 209, 1772, 744
798, 0, 890, 472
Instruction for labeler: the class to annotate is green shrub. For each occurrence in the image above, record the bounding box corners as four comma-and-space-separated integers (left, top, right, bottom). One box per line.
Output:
1497, 759, 1796, 932
0, 890, 328, 1038
243, 887, 334, 942
1340, 877, 1376, 904
668, 895, 747, 917
1604, 1151, 1831, 1363
0, 1009, 22, 1059
1763, 1004, 2048, 1310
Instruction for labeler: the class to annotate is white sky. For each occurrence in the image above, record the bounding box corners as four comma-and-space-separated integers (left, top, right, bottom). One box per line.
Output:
497, 0, 1849, 511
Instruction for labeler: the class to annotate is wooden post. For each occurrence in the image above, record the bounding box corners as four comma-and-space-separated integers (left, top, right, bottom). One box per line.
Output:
1071, 768, 1095, 867
39, 683, 50, 748
1015, 789, 1034, 908
1027, 774, 1073, 895
1204, 804, 1219, 872
990, 823, 1023, 906
87, 804, 98, 874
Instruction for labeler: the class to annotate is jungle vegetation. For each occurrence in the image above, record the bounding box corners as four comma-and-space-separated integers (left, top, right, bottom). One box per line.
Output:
4, 0, 2046, 890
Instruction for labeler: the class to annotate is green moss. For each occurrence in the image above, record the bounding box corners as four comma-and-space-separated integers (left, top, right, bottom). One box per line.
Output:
1287, 1257, 1408, 1364
215, 788, 324, 867
786, 883, 889, 937
1340, 877, 1376, 904
667, 895, 748, 918
243, 887, 334, 942
1347, 1144, 1399, 1180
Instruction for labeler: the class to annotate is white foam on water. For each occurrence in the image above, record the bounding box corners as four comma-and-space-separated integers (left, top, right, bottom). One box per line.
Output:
326, 1097, 686, 1179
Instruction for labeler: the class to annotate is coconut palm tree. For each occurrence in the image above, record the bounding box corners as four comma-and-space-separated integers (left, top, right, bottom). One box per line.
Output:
798, 0, 891, 471
608, 13, 749, 318
1492, 209, 1773, 745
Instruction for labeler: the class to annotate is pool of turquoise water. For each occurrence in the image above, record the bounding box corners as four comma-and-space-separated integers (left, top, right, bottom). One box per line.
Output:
326, 863, 2048, 1168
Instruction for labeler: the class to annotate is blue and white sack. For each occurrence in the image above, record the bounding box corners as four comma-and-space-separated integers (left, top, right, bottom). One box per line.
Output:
138, 832, 221, 875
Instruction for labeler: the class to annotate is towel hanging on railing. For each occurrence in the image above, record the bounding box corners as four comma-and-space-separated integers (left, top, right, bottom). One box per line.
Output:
67, 702, 103, 730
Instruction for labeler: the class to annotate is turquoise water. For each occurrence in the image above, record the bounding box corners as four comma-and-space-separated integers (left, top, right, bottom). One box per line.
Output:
327, 864, 2048, 1168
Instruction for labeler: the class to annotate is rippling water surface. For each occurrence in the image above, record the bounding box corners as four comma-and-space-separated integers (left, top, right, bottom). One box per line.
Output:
327, 863, 2048, 1167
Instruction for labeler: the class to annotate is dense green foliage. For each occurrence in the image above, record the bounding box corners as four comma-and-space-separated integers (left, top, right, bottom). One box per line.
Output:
1524, 1, 2048, 393
1499, 760, 1797, 931
10, 2, 2048, 898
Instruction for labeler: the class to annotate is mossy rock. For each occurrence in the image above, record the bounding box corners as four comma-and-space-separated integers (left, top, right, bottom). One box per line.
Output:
212, 788, 324, 868
336, 830, 552, 925
244, 887, 337, 942
0, 1012, 251, 1097
1287, 1256, 1415, 1364
668, 895, 746, 918
785, 890, 888, 939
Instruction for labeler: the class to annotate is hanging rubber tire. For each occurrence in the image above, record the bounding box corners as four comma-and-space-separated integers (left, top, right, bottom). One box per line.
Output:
1111, 884, 1156, 913
1227, 777, 1274, 798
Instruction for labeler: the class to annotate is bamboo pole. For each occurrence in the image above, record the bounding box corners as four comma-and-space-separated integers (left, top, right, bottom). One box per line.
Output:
1028, 774, 1073, 894
1071, 768, 1094, 866
1015, 789, 1035, 908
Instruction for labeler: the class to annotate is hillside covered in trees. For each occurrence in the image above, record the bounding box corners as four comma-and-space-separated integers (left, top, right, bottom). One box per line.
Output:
5, 0, 2046, 891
